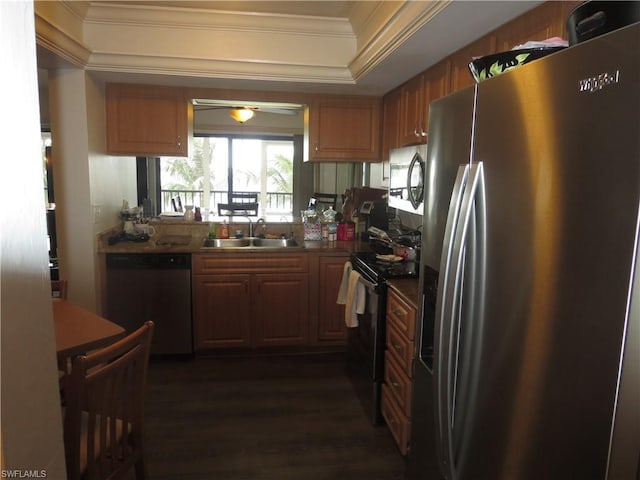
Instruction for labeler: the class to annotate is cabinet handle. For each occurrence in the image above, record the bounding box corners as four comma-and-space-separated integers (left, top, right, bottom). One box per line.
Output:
391, 381, 400, 387
314, 144, 319, 153
177, 136, 182, 148
392, 307, 405, 317
393, 343, 402, 351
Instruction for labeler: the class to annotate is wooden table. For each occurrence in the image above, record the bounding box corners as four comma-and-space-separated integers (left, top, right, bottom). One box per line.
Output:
53, 299, 125, 359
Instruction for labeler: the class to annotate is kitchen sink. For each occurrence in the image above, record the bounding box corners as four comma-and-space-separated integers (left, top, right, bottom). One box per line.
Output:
251, 238, 299, 248
201, 237, 300, 249
202, 238, 251, 248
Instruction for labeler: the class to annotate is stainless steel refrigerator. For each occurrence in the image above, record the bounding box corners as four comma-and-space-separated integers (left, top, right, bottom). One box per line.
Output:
409, 22, 639, 480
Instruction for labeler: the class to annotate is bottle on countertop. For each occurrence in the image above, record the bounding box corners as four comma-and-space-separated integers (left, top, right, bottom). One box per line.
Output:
183, 205, 194, 221
219, 220, 230, 239
208, 222, 217, 240
194, 207, 202, 221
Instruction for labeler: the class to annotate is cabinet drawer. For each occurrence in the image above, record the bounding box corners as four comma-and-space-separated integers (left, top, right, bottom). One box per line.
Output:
387, 290, 416, 341
384, 351, 412, 417
386, 321, 414, 378
382, 384, 411, 456
193, 253, 308, 275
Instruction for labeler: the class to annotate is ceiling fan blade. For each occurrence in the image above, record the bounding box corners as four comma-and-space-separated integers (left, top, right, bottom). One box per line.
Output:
258, 107, 299, 115
193, 99, 303, 115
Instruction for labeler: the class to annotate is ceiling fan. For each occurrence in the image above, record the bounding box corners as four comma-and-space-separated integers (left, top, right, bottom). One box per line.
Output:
192, 99, 303, 123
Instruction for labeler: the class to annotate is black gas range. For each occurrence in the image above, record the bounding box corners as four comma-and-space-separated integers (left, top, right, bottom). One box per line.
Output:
350, 251, 419, 284
347, 251, 419, 426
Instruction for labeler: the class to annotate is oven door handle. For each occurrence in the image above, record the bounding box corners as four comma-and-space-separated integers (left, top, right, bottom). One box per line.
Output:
357, 275, 378, 290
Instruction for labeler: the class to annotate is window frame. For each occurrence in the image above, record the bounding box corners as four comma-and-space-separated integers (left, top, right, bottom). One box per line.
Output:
138, 133, 302, 218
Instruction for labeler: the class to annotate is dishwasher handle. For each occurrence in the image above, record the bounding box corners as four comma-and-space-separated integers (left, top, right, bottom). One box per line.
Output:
106, 253, 191, 269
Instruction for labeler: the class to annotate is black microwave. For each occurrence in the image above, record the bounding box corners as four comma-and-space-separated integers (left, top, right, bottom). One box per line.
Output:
388, 145, 426, 214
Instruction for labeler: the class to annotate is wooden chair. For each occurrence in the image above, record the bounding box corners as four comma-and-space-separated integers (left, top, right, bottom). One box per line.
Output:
218, 192, 259, 216
52, 279, 68, 299
63, 321, 154, 480
231, 192, 258, 204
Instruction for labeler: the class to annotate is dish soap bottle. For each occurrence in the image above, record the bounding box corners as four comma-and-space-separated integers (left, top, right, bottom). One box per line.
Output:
220, 220, 230, 239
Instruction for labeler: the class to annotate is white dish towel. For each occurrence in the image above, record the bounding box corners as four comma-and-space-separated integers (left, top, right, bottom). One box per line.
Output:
336, 261, 365, 327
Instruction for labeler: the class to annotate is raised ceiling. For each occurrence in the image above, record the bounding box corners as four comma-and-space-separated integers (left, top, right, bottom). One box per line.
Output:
35, 1, 543, 95
105, 1, 358, 18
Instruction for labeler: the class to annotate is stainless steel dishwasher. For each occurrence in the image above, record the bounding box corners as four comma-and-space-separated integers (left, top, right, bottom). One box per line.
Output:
105, 253, 193, 355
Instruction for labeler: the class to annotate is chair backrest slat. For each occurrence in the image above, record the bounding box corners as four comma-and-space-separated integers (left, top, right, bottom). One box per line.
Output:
64, 321, 154, 480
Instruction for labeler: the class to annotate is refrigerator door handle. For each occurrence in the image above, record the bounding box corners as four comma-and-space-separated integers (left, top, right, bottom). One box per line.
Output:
435, 161, 486, 480
433, 164, 469, 477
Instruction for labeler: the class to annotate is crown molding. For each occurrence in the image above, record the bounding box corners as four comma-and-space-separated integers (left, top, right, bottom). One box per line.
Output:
35, 1, 431, 91
349, 1, 451, 81
87, 53, 355, 85
83, 2, 354, 37
34, 14, 91, 68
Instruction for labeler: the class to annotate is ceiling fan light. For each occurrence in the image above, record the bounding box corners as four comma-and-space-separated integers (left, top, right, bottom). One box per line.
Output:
229, 108, 255, 123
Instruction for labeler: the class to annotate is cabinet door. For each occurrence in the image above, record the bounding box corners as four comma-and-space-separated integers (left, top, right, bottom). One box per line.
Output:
449, 34, 497, 92
399, 74, 426, 146
252, 273, 309, 346
106, 83, 189, 156
382, 88, 401, 161
192, 274, 251, 350
317, 256, 348, 343
423, 60, 450, 136
306, 96, 381, 161
494, 1, 564, 52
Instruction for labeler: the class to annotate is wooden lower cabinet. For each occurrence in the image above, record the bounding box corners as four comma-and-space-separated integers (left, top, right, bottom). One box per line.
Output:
382, 286, 417, 455
252, 273, 309, 346
192, 254, 309, 351
192, 274, 252, 349
315, 255, 348, 343
382, 383, 411, 457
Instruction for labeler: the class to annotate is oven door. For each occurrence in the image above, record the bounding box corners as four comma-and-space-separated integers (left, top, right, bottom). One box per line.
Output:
347, 272, 386, 426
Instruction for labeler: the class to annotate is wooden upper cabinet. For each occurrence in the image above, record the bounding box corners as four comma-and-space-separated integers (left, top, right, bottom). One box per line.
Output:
494, 1, 565, 51
399, 74, 427, 146
398, 62, 450, 146
106, 83, 190, 157
382, 88, 401, 160
381, 1, 575, 149
305, 95, 381, 162
422, 60, 451, 136
449, 34, 497, 92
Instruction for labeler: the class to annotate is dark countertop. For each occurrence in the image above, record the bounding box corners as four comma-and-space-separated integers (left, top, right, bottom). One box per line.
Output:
97, 219, 374, 255
387, 278, 420, 309
98, 234, 370, 256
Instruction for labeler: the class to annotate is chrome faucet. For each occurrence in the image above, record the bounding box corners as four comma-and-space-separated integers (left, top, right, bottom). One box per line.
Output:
280, 216, 293, 239
254, 218, 267, 237
244, 216, 254, 237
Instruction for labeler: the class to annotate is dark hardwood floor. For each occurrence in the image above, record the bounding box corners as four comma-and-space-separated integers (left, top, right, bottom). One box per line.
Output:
144, 352, 407, 480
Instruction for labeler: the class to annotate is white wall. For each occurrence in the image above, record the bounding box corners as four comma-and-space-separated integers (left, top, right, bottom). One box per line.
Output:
0, 2, 66, 475
48, 69, 136, 312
